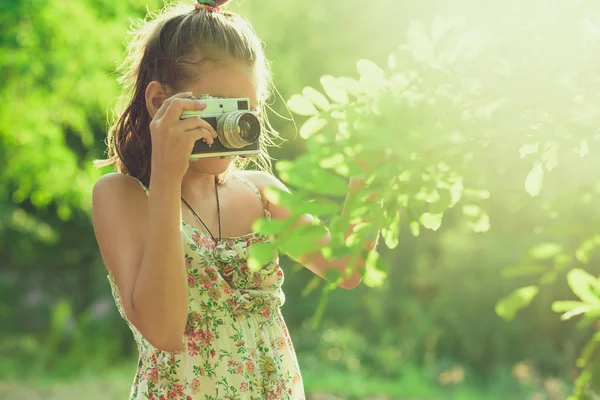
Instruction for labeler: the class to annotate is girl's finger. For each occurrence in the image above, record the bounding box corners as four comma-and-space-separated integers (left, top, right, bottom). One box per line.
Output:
178, 117, 218, 139
153, 91, 194, 120
188, 127, 215, 146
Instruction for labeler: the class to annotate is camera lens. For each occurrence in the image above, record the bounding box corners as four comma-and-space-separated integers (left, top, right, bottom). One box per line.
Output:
216, 111, 261, 149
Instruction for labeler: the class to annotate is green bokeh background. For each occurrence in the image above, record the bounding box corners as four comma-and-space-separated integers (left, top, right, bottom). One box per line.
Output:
1, 0, 599, 399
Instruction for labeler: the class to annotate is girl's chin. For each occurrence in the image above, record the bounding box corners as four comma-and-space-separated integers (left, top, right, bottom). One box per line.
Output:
189, 156, 234, 174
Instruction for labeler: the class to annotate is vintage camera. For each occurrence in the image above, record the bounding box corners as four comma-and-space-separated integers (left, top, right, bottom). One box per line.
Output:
180, 95, 261, 159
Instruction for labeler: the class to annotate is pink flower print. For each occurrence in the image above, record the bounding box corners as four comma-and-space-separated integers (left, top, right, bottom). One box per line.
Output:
210, 349, 216, 358
222, 264, 234, 277
262, 307, 271, 318
191, 233, 202, 246
200, 329, 215, 345
147, 367, 159, 383
205, 268, 218, 282
184, 255, 193, 269
236, 340, 245, 348
240, 381, 249, 392
223, 284, 234, 295
187, 272, 197, 286
277, 337, 286, 349
191, 378, 201, 393
187, 340, 200, 356
208, 287, 221, 301
236, 364, 244, 374
276, 269, 283, 278
228, 359, 235, 367
199, 275, 212, 289
245, 359, 256, 373
172, 383, 184, 396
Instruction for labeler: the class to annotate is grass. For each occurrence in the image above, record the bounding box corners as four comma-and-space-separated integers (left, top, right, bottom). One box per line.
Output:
0, 357, 564, 400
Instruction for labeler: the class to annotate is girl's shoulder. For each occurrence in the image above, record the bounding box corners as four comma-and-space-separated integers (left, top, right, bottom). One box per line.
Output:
94, 172, 147, 194
92, 173, 149, 222
234, 170, 288, 195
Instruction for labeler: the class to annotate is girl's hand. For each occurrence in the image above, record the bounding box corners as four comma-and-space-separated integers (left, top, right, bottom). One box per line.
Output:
149, 92, 218, 180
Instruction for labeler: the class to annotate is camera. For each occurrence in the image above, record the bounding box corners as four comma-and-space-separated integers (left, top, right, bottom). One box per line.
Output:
180, 95, 261, 159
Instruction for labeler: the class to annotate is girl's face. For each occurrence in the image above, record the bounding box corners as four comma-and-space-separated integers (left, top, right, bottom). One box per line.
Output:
184, 60, 260, 176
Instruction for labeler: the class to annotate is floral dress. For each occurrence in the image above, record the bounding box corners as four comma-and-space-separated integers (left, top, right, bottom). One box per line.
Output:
107, 175, 305, 400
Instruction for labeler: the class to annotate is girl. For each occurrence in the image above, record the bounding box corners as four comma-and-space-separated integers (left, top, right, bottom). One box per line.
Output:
93, 1, 370, 399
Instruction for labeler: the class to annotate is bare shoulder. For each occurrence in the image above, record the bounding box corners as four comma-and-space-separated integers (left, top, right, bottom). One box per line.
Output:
235, 170, 289, 193
93, 172, 145, 198
235, 170, 292, 219
92, 172, 148, 235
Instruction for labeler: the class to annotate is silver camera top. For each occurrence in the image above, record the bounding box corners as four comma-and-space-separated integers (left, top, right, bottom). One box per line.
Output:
182, 94, 251, 118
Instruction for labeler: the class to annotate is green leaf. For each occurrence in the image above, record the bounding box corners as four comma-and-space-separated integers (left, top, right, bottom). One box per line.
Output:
280, 224, 327, 260
302, 87, 330, 111
409, 220, 421, 237
263, 186, 295, 208
555, 302, 597, 321
468, 212, 490, 233
320, 75, 349, 104
248, 242, 278, 272
567, 269, 600, 305
495, 286, 539, 321
530, 242, 563, 260
575, 235, 600, 264
287, 94, 318, 116
427, 188, 452, 214
363, 251, 387, 288
382, 209, 400, 249
325, 268, 343, 283
336, 77, 364, 97
301, 276, 321, 297
299, 116, 328, 139
519, 143, 539, 158
463, 188, 491, 200
356, 59, 385, 83
448, 178, 464, 206
302, 199, 342, 216
552, 300, 587, 313
420, 212, 443, 231
525, 163, 544, 197
406, 20, 434, 63
542, 141, 559, 172
252, 218, 293, 236
462, 204, 481, 217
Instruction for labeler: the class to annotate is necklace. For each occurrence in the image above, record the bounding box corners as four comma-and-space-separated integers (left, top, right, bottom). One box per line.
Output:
181, 177, 221, 244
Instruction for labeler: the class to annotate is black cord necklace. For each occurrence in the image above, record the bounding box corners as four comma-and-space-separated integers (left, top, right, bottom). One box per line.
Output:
181, 177, 222, 244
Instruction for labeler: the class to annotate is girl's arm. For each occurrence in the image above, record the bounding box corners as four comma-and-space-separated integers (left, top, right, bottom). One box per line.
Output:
92, 173, 189, 352
241, 171, 378, 290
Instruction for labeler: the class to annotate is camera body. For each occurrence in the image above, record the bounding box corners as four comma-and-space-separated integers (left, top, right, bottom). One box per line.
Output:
180, 95, 261, 159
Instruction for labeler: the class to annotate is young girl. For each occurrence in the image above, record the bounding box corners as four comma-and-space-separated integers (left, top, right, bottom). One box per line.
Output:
93, 1, 368, 399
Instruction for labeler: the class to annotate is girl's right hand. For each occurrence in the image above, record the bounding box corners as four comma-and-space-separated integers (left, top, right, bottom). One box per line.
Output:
149, 92, 218, 180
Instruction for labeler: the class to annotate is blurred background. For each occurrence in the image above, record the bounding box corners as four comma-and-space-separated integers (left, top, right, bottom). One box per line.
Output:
1, 0, 600, 399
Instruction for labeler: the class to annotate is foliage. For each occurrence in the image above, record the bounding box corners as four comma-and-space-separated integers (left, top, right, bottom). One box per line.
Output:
2, 0, 600, 398
255, 3, 600, 398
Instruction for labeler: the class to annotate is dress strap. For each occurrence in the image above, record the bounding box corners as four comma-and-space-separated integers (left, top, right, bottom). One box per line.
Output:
236, 174, 263, 202
127, 175, 149, 195
236, 174, 271, 218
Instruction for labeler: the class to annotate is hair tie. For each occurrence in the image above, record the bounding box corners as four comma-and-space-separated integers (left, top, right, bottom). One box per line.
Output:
195, 0, 221, 12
